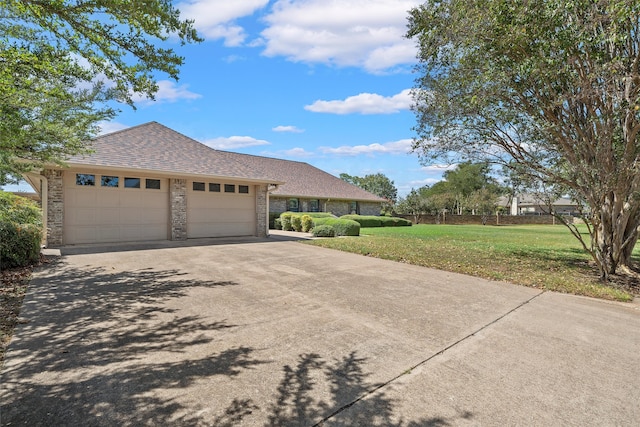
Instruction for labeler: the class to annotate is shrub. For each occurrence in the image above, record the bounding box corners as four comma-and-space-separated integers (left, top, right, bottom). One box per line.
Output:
282, 211, 334, 218
0, 222, 42, 268
301, 215, 313, 232
280, 213, 293, 231
341, 215, 382, 227
312, 224, 335, 237
269, 212, 281, 229
379, 216, 412, 227
291, 215, 303, 232
313, 217, 360, 236
0, 191, 42, 226
274, 218, 282, 230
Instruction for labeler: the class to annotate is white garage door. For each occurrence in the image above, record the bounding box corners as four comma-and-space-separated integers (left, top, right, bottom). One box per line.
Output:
187, 181, 256, 238
64, 171, 169, 244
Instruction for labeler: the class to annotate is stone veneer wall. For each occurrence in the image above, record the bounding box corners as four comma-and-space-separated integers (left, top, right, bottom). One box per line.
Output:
269, 196, 381, 217
269, 197, 288, 213
358, 202, 382, 216
256, 184, 268, 237
43, 169, 63, 246
170, 178, 187, 240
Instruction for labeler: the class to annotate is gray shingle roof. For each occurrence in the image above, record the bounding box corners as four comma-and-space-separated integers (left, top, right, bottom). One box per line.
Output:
67, 122, 385, 202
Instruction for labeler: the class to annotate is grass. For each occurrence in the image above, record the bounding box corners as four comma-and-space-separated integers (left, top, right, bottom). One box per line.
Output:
305, 224, 638, 302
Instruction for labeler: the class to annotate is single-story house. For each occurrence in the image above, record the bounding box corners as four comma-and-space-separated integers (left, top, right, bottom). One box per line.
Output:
498, 194, 581, 216
22, 122, 385, 246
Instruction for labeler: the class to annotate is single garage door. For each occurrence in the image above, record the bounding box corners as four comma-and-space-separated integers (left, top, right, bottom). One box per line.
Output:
64, 171, 169, 244
187, 180, 256, 238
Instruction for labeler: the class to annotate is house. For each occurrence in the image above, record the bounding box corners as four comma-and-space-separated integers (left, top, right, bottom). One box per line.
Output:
498, 194, 581, 216
22, 122, 384, 246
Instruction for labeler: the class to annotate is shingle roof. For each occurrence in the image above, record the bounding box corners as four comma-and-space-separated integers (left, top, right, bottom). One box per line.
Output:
67, 122, 385, 202
215, 150, 386, 201
66, 122, 272, 182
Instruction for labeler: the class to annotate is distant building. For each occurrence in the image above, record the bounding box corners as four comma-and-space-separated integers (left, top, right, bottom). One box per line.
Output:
498, 194, 581, 216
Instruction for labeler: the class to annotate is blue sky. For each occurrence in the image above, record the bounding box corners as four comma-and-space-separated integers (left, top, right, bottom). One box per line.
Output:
4, 0, 454, 197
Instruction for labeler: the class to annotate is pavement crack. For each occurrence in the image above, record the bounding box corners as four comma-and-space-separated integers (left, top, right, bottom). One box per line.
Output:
313, 290, 546, 426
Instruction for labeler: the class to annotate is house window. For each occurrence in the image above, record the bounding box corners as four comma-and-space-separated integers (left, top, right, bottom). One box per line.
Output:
225, 184, 235, 193
239, 185, 249, 194
288, 198, 299, 212
101, 176, 118, 187
349, 201, 359, 214
209, 183, 221, 192
124, 177, 141, 188
76, 174, 95, 186
145, 179, 161, 189
309, 199, 320, 212
193, 182, 205, 191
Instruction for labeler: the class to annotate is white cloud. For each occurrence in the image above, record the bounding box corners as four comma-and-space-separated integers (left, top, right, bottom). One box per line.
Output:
421, 164, 458, 173
260, 0, 420, 73
203, 135, 270, 149
281, 147, 314, 157
178, 0, 269, 46
272, 125, 304, 133
319, 139, 412, 156
98, 121, 129, 135
133, 80, 202, 105
305, 89, 412, 114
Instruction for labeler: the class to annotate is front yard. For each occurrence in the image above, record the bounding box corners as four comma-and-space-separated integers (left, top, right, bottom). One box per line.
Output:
305, 224, 639, 301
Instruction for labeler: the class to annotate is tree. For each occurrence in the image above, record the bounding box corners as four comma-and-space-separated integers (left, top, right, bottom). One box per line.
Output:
407, 0, 640, 279
1, 0, 202, 182
441, 162, 502, 214
340, 172, 398, 214
396, 187, 432, 222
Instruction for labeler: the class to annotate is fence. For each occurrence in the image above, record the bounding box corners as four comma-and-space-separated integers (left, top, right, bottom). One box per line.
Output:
396, 214, 561, 226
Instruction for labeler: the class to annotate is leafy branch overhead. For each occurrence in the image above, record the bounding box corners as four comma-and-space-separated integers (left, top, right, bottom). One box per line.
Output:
407, 0, 640, 279
0, 0, 202, 183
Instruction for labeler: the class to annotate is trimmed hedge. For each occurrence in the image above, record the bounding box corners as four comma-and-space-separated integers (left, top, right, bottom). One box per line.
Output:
312, 224, 336, 237
340, 214, 412, 227
291, 215, 303, 232
301, 215, 313, 232
379, 216, 412, 227
280, 213, 293, 231
340, 214, 382, 227
0, 222, 42, 268
312, 217, 360, 236
282, 211, 334, 218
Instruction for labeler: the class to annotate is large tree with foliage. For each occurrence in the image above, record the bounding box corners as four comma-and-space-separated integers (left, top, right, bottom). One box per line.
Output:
0, 0, 201, 182
407, 0, 640, 279
340, 172, 398, 213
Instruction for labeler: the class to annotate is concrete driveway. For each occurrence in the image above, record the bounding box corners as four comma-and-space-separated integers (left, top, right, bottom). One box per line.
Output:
1, 232, 639, 426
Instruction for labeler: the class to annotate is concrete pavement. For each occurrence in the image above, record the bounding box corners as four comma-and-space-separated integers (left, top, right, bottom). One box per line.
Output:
1, 232, 639, 426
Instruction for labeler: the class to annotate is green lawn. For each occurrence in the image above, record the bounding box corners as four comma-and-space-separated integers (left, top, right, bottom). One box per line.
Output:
304, 224, 636, 301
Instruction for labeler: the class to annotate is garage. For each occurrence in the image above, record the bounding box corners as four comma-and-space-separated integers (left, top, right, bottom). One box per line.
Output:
187, 180, 256, 238
64, 171, 169, 244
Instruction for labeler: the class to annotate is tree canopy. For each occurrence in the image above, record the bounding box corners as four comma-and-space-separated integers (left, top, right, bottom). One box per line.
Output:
0, 0, 201, 183
407, 0, 640, 278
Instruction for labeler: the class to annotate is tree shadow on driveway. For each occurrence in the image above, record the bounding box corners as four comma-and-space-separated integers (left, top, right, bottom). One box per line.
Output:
0, 261, 268, 425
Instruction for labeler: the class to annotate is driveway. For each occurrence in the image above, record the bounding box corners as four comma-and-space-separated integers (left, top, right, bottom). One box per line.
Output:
1, 232, 639, 426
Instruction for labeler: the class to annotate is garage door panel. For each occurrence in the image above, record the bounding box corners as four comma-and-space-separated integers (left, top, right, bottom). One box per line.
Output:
64, 174, 169, 244
187, 187, 255, 238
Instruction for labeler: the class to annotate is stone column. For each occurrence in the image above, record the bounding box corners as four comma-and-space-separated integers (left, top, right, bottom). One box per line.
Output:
256, 184, 268, 238
43, 169, 63, 246
170, 178, 187, 240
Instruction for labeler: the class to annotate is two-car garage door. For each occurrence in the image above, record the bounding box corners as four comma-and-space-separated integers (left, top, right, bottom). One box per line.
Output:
64, 172, 169, 244
63, 172, 256, 244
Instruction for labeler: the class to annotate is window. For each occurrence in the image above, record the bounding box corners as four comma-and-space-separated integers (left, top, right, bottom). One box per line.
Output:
209, 183, 221, 192
349, 201, 359, 214
224, 184, 235, 193
239, 185, 249, 194
101, 176, 118, 187
76, 174, 95, 186
288, 198, 299, 212
193, 182, 205, 191
124, 177, 141, 188
309, 199, 320, 212
145, 179, 161, 189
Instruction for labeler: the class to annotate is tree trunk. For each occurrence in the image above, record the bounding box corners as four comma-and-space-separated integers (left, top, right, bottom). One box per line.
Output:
593, 194, 640, 279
